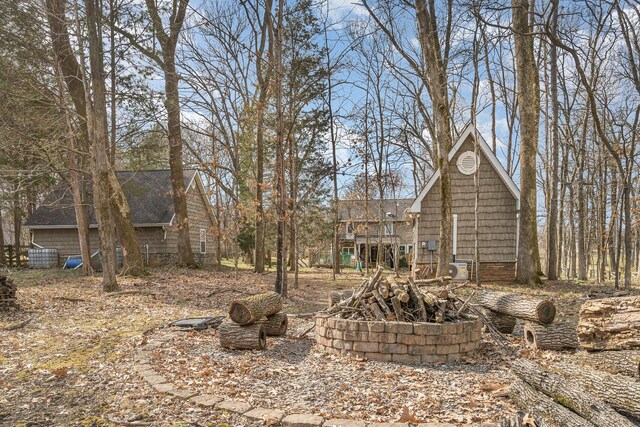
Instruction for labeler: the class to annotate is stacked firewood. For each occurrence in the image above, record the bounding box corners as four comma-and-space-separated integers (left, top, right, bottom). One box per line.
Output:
218, 291, 288, 350
0, 275, 18, 310
327, 267, 470, 323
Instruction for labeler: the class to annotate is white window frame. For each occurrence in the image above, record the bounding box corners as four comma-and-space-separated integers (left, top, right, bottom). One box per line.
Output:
199, 228, 207, 254
346, 222, 355, 235
383, 222, 394, 236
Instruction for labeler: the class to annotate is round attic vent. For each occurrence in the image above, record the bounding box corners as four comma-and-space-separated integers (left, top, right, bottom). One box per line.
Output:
457, 151, 480, 175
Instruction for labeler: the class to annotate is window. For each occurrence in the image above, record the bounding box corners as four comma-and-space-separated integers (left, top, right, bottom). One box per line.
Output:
346, 222, 355, 235
199, 229, 206, 254
399, 245, 406, 256
384, 222, 394, 236
407, 245, 413, 254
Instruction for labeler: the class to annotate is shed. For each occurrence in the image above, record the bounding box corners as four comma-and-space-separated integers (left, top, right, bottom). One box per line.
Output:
24, 169, 216, 267
407, 124, 520, 281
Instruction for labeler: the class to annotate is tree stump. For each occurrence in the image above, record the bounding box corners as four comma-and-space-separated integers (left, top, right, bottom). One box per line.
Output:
476, 290, 556, 324
228, 291, 283, 325
574, 350, 640, 378
219, 321, 266, 350
511, 359, 634, 427
524, 321, 579, 350
257, 312, 288, 336
577, 296, 640, 351
481, 307, 517, 334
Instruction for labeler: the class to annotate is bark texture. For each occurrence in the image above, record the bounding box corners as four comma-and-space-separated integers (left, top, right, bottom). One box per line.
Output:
218, 321, 266, 350
512, 359, 634, 427
257, 312, 288, 337
574, 350, 640, 378
328, 290, 353, 308
228, 291, 284, 325
481, 308, 517, 334
524, 321, 579, 351
577, 296, 640, 350
510, 379, 592, 427
553, 361, 640, 418
476, 290, 556, 324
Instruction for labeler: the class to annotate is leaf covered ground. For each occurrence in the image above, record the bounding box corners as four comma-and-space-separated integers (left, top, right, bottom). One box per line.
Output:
0, 265, 620, 426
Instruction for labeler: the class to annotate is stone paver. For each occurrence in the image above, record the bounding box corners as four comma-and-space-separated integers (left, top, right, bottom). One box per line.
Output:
217, 400, 253, 414
143, 374, 167, 385
244, 407, 286, 424
189, 394, 222, 407
150, 382, 174, 393
369, 423, 409, 427
281, 413, 325, 427
323, 419, 366, 427
416, 424, 457, 427
167, 388, 197, 399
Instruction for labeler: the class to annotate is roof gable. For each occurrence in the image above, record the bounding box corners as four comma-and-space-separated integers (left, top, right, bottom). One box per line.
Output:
408, 123, 520, 213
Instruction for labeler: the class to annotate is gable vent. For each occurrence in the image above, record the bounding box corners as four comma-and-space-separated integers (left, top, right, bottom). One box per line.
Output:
457, 151, 480, 175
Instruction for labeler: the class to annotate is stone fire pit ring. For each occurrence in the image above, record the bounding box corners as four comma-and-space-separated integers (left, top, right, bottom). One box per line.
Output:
314, 314, 483, 364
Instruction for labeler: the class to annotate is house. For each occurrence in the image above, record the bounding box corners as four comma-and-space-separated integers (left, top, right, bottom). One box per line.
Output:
407, 123, 520, 281
24, 169, 216, 267
337, 198, 414, 269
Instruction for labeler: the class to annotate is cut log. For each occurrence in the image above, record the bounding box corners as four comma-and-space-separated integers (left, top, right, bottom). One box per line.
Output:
481, 307, 517, 334
552, 361, 640, 418
511, 359, 634, 427
577, 296, 640, 351
228, 291, 283, 325
523, 322, 579, 351
218, 321, 266, 350
476, 290, 556, 325
407, 278, 428, 321
574, 350, 640, 378
257, 313, 288, 336
509, 379, 592, 427
371, 289, 393, 320
390, 296, 405, 322
365, 302, 385, 321
389, 282, 409, 303
328, 290, 353, 308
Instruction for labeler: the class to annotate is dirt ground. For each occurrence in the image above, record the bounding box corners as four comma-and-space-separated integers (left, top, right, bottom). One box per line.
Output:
0, 265, 625, 426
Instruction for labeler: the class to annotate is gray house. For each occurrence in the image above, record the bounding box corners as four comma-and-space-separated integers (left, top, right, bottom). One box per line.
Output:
24, 170, 216, 267
407, 124, 520, 281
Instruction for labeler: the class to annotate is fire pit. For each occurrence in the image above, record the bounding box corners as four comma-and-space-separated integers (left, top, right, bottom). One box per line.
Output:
315, 316, 482, 363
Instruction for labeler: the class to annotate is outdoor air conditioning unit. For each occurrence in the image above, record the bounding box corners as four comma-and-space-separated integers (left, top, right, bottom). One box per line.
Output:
448, 262, 468, 281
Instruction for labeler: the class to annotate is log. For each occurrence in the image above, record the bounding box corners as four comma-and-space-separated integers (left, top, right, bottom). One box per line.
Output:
577, 296, 640, 351
511, 359, 634, 427
365, 302, 385, 321
371, 289, 393, 320
229, 291, 283, 325
574, 350, 640, 378
389, 283, 410, 303
523, 321, 579, 351
390, 296, 405, 322
552, 361, 640, 418
407, 278, 428, 321
476, 290, 556, 325
328, 290, 353, 308
509, 379, 592, 427
218, 321, 267, 350
481, 307, 517, 334
257, 313, 288, 336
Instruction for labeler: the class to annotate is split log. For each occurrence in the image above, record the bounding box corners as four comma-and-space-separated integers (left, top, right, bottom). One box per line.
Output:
371, 289, 393, 320
476, 290, 556, 325
257, 313, 288, 336
218, 321, 266, 350
511, 359, 634, 427
229, 291, 283, 325
390, 296, 405, 322
481, 308, 517, 334
523, 322, 579, 351
577, 296, 640, 351
509, 379, 592, 427
573, 350, 640, 378
328, 290, 353, 308
552, 361, 640, 418
389, 282, 409, 303
407, 278, 427, 321
364, 302, 385, 321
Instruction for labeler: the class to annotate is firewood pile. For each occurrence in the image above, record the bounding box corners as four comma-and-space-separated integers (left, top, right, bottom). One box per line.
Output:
218, 291, 288, 350
0, 275, 18, 310
326, 267, 471, 323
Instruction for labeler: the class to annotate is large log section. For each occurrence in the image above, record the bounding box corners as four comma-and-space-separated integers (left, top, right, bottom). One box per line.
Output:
574, 350, 640, 378
476, 290, 556, 324
480, 307, 517, 334
552, 361, 640, 418
219, 322, 266, 350
577, 296, 640, 351
524, 322, 579, 351
229, 291, 283, 325
511, 360, 634, 427
257, 313, 288, 336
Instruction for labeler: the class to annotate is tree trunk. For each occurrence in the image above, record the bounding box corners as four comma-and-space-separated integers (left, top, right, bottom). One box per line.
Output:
511, 360, 634, 427
510, 378, 593, 427
257, 312, 288, 337
574, 350, 640, 378
547, 3, 559, 281
228, 291, 284, 325
218, 321, 266, 350
523, 321, 579, 350
0, 210, 5, 265
577, 296, 640, 350
476, 290, 556, 324
513, 0, 541, 284
480, 308, 516, 334
553, 361, 640, 418
12, 181, 21, 267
